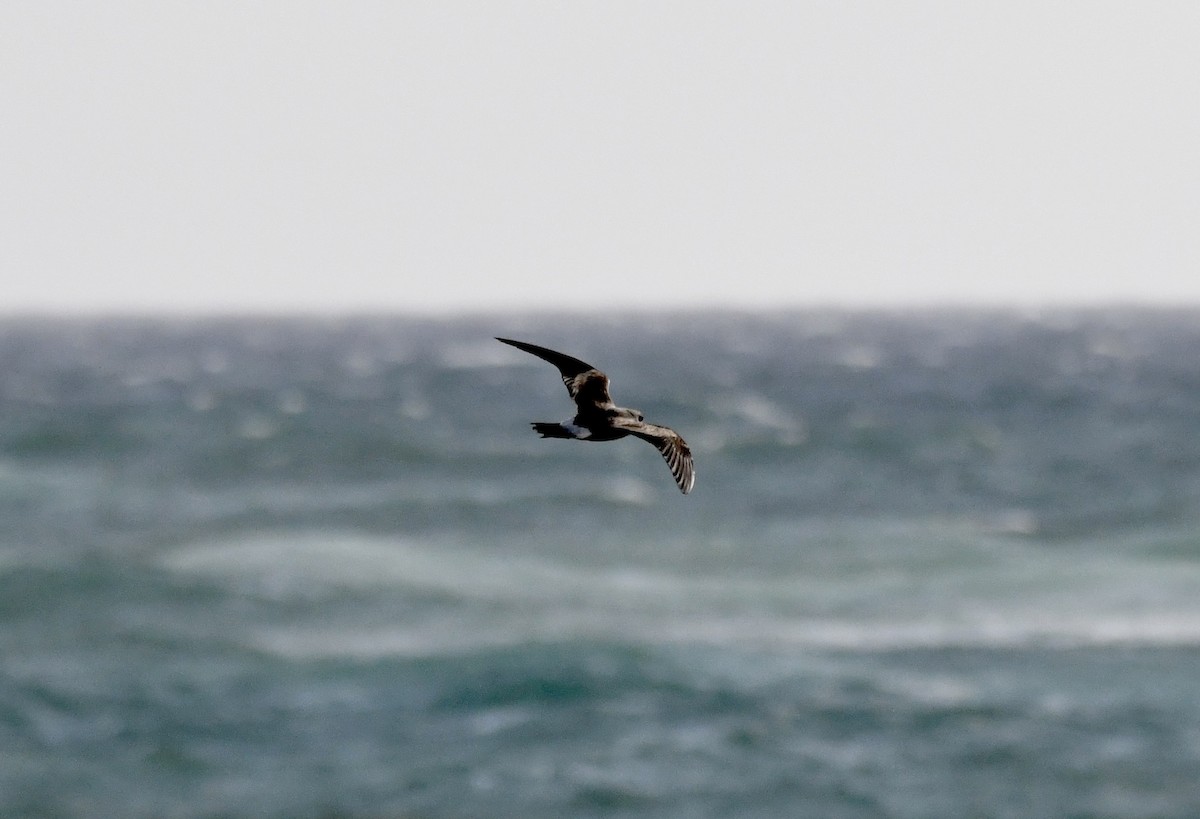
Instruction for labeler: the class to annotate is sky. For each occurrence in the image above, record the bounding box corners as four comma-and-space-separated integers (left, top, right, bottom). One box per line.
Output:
2, 2, 1198, 314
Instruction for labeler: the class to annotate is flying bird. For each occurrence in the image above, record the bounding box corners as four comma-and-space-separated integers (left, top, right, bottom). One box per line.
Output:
496, 337, 696, 494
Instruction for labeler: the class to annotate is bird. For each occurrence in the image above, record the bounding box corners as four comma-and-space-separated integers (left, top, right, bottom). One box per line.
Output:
496, 337, 696, 494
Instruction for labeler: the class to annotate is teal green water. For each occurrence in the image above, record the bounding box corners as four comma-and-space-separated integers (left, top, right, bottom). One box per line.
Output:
3, 310, 1200, 817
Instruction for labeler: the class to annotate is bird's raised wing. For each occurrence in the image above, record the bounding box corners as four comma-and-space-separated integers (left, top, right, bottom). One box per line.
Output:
496, 337, 614, 410
614, 418, 696, 495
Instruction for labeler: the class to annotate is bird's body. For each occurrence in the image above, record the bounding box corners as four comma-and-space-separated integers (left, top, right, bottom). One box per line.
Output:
496, 337, 696, 494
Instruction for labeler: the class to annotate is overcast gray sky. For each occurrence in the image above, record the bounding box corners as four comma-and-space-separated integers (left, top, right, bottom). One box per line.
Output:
3, 2, 1197, 314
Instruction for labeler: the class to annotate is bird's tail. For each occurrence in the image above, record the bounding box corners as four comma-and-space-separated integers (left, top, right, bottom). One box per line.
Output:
531, 422, 574, 439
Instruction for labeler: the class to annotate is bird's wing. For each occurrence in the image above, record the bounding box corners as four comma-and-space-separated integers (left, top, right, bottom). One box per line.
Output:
614, 418, 696, 495
496, 337, 614, 409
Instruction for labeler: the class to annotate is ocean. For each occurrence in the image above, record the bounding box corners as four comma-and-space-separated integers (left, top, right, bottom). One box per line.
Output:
3, 309, 1200, 818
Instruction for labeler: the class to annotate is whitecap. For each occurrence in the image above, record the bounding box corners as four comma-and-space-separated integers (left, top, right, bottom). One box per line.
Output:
276, 389, 306, 415
711, 392, 808, 447
236, 414, 278, 440
599, 476, 657, 506
341, 350, 378, 376
158, 528, 1200, 658
398, 396, 432, 420
838, 344, 883, 370
160, 532, 522, 599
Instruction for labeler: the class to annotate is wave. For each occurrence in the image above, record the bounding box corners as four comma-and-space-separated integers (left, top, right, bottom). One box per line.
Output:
158, 529, 1200, 659
241, 608, 1200, 663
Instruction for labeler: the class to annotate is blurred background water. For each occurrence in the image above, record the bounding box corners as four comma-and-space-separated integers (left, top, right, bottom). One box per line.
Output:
3, 309, 1200, 818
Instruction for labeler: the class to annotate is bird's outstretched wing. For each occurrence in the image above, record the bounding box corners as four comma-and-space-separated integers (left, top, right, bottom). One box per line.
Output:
614, 418, 696, 495
496, 337, 614, 410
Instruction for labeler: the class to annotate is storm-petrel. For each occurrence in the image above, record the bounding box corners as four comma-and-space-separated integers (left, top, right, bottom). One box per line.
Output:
496, 337, 696, 494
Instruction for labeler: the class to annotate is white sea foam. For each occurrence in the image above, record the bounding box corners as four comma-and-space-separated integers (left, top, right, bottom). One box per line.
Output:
160, 532, 574, 600
159, 529, 1200, 659
598, 476, 658, 506
723, 393, 808, 445
245, 605, 1200, 663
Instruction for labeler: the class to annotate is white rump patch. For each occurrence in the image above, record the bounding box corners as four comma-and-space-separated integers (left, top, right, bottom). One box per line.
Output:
563, 420, 591, 439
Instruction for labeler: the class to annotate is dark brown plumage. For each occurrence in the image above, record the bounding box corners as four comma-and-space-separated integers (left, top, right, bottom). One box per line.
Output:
497, 337, 696, 494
